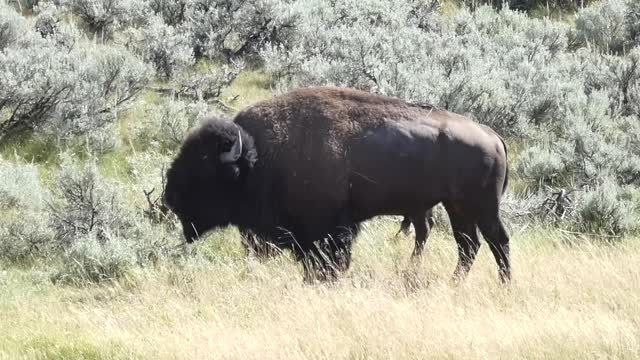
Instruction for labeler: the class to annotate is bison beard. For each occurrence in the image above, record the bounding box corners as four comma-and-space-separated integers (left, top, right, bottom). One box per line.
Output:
164, 86, 511, 284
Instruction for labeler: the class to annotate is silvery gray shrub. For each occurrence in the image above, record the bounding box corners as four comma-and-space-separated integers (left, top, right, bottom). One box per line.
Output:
48, 154, 135, 247
0, 157, 54, 263
121, 15, 194, 78
0, 4, 152, 150
51, 231, 137, 284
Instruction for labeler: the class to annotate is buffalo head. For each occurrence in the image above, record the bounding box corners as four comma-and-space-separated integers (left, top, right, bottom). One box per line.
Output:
163, 117, 257, 242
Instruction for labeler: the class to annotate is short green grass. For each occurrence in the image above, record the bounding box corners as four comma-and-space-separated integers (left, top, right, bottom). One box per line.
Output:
221, 68, 274, 113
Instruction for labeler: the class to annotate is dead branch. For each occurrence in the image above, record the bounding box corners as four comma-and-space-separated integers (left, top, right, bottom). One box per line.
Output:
142, 165, 173, 224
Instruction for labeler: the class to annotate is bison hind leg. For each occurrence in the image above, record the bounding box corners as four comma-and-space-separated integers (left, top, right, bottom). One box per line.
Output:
410, 213, 431, 260
444, 203, 481, 283
477, 215, 511, 284
397, 217, 412, 237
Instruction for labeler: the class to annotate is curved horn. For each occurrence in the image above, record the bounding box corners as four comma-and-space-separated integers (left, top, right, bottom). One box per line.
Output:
219, 130, 243, 163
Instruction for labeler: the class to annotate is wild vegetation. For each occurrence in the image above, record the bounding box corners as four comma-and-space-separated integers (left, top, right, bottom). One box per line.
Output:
1, 0, 640, 358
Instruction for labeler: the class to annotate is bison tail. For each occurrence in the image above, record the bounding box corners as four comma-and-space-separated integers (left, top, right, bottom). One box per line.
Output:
497, 134, 509, 196
502, 159, 509, 196
479, 123, 509, 196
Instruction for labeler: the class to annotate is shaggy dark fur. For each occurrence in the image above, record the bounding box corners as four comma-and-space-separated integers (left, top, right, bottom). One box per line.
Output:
164, 86, 511, 283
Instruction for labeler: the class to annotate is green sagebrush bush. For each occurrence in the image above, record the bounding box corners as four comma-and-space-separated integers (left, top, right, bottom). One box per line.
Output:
129, 64, 243, 151
0, 156, 46, 209
0, 144, 184, 278
0, 4, 152, 150
33, 1, 62, 38
145, 0, 189, 26
516, 89, 640, 187
184, 0, 297, 60
575, 0, 633, 54
627, 0, 640, 46
47, 0, 297, 61
48, 153, 136, 247
121, 15, 194, 78
62, 0, 148, 41
572, 178, 639, 236
51, 231, 137, 285
130, 98, 209, 152
0, 1, 28, 50
6, 0, 41, 12
46, 152, 185, 283
458, 0, 599, 12
49, 209, 185, 286
580, 47, 640, 116
0, 157, 54, 263
0, 210, 56, 263
517, 144, 568, 185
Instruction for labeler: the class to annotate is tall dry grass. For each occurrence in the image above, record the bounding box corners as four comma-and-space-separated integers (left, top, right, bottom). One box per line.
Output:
1, 220, 639, 359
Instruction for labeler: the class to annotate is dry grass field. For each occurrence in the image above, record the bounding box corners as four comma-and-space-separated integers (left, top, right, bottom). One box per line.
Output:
1, 219, 639, 360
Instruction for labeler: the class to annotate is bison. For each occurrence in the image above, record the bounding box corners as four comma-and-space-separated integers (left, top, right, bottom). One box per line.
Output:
163, 86, 511, 283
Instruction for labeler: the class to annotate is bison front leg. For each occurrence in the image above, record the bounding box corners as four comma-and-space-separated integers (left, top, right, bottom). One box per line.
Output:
240, 230, 281, 260
301, 223, 358, 283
